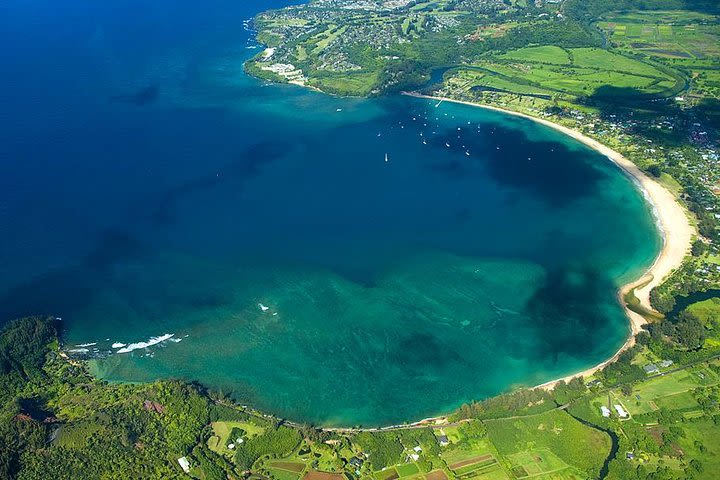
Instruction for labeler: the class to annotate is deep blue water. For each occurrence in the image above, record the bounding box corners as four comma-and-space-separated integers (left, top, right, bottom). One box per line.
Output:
0, 0, 661, 426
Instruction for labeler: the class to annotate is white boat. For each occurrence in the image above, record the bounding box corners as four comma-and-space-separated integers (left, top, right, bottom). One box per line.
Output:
385, 153, 389, 162
445, 142, 450, 148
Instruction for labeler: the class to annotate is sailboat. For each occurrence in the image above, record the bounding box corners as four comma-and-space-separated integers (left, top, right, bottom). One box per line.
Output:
385, 153, 389, 162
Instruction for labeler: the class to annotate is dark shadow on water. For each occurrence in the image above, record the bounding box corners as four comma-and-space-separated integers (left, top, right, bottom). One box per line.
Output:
0, 228, 144, 323
523, 267, 621, 359
110, 85, 160, 106
388, 332, 468, 374
85, 229, 144, 271
152, 140, 292, 225
424, 124, 606, 206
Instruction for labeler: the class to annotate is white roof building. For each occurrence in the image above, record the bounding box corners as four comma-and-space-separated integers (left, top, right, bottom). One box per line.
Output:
614, 404, 628, 418
600, 406, 611, 418
178, 457, 191, 473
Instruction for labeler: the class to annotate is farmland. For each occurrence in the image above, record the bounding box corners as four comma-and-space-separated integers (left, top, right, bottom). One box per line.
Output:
445, 47, 682, 103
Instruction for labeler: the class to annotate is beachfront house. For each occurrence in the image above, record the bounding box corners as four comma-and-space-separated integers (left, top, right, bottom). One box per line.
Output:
437, 434, 449, 447
614, 404, 629, 418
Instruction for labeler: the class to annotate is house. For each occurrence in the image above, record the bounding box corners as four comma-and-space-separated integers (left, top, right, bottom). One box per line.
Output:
626, 452, 635, 460
643, 364, 659, 374
600, 406, 611, 418
659, 360, 673, 368
413, 446, 422, 453
614, 404, 628, 418
177, 457, 191, 473
410, 453, 420, 461
349, 457, 364, 468
437, 434, 449, 447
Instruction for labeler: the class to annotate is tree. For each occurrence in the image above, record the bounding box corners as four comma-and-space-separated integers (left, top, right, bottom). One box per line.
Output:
647, 164, 662, 177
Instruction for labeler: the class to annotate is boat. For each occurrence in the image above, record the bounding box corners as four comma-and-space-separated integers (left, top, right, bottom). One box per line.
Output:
385, 153, 389, 162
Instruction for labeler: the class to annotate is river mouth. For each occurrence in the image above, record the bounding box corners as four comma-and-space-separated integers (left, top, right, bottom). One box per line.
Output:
0, 0, 661, 427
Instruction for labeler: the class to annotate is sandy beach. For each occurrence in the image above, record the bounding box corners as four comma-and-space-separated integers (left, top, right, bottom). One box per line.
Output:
404, 92, 695, 393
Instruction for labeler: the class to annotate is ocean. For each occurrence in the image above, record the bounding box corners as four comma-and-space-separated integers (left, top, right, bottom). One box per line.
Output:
0, 0, 661, 426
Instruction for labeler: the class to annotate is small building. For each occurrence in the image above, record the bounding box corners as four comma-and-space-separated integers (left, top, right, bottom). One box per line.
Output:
626, 452, 635, 460
586, 379, 602, 388
600, 406, 611, 418
413, 446, 422, 453
659, 360, 674, 368
643, 364, 659, 374
410, 453, 420, 461
437, 434, 449, 447
349, 457, 364, 468
614, 404, 628, 418
177, 457, 191, 473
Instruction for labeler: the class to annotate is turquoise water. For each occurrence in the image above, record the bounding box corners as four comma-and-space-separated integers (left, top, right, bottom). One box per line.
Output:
0, 0, 661, 426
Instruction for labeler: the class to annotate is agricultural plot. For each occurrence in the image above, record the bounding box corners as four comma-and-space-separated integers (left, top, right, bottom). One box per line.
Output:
396, 463, 420, 477
484, 410, 610, 477
499, 46, 571, 65
440, 438, 496, 466
505, 449, 584, 479
375, 467, 400, 480
455, 47, 680, 101
450, 454, 500, 479
598, 10, 720, 59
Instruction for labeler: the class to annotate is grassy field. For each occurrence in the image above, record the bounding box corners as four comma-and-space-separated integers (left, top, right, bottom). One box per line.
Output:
484, 409, 611, 477
675, 419, 720, 478
207, 420, 266, 454
451, 46, 681, 102
505, 449, 585, 480
613, 363, 719, 416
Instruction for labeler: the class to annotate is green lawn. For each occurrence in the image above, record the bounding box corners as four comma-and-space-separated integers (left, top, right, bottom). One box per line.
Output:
500, 46, 571, 65
396, 463, 420, 477
207, 420, 266, 454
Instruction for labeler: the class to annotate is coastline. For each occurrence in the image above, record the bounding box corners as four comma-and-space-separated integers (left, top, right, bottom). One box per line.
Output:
404, 92, 695, 394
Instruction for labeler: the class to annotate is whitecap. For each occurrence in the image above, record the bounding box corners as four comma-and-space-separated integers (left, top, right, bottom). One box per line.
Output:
116, 334, 174, 354
111, 342, 127, 349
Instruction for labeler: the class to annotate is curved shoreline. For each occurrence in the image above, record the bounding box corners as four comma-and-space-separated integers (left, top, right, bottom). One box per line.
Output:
404, 92, 695, 395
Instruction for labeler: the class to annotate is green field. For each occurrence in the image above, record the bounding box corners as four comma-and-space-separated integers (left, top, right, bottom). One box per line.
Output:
505, 449, 585, 479
614, 366, 713, 416
207, 420, 266, 454
452, 46, 681, 101
484, 409, 611, 477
